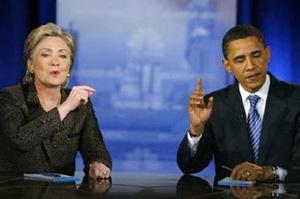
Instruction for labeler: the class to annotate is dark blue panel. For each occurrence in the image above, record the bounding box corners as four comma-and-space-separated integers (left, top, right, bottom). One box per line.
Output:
0, 0, 56, 88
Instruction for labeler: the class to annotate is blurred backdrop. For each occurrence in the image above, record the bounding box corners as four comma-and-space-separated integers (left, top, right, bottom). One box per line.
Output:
1, 0, 300, 177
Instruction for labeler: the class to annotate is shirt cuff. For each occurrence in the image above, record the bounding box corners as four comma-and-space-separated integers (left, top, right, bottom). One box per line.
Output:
271, 183, 286, 196
276, 166, 288, 181
187, 132, 202, 156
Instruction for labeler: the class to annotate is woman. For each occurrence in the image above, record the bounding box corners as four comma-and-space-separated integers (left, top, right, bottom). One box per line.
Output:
0, 23, 111, 178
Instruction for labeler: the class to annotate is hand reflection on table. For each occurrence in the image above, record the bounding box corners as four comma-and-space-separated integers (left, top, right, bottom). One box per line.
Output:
79, 175, 112, 193
229, 183, 300, 199
230, 184, 275, 199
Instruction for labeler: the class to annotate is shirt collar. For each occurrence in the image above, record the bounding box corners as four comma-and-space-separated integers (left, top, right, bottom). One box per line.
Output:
239, 74, 270, 103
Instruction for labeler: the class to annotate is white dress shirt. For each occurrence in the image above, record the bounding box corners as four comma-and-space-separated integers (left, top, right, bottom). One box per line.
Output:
187, 74, 287, 180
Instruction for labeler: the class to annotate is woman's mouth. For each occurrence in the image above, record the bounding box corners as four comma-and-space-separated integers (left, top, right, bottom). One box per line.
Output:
50, 71, 60, 76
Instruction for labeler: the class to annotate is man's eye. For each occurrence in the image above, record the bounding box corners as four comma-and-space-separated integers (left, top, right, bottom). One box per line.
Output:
235, 57, 244, 63
252, 52, 261, 58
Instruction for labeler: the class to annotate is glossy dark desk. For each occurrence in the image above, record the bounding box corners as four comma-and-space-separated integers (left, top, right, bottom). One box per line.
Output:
0, 172, 299, 198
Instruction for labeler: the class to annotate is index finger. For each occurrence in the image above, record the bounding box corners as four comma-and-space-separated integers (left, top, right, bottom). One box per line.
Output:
74, 85, 96, 92
230, 163, 244, 179
196, 79, 203, 92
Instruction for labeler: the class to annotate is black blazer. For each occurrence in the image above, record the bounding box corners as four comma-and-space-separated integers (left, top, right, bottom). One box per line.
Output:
177, 74, 300, 181
0, 82, 112, 175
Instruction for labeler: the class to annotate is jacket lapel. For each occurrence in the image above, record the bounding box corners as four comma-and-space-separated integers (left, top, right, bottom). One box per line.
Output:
258, 77, 287, 164
60, 89, 75, 128
23, 82, 44, 122
227, 84, 254, 162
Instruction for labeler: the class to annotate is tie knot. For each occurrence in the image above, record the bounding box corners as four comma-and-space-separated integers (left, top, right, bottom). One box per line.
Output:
248, 95, 260, 108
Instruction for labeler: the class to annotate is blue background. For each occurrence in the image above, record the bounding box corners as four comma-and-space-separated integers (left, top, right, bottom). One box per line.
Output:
56, 0, 235, 176
1, 0, 300, 179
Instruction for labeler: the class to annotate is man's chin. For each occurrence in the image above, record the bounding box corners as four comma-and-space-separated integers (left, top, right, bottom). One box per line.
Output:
247, 84, 264, 93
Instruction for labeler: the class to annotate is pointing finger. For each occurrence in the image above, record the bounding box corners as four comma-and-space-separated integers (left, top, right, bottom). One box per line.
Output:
207, 96, 214, 110
196, 79, 203, 92
74, 85, 96, 93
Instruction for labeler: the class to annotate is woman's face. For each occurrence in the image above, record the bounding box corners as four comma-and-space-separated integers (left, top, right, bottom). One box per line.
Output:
28, 36, 71, 89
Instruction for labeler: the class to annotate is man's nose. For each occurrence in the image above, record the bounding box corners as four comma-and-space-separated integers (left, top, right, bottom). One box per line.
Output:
245, 57, 255, 70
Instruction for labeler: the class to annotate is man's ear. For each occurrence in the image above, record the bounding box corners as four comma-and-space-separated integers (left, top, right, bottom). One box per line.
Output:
222, 58, 232, 74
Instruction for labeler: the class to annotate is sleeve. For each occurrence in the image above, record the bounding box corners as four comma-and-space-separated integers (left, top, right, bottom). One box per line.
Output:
285, 91, 300, 182
187, 132, 202, 156
79, 101, 112, 170
0, 93, 64, 152
275, 166, 288, 181
177, 122, 214, 174
285, 110, 300, 182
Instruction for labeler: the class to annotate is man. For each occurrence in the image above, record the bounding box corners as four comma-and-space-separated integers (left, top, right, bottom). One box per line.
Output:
177, 25, 300, 182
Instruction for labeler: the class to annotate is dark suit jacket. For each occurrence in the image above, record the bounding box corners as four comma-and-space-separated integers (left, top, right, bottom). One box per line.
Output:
0, 82, 112, 175
177, 74, 300, 182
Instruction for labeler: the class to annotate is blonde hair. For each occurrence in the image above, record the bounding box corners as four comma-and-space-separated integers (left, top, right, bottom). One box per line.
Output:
23, 23, 76, 84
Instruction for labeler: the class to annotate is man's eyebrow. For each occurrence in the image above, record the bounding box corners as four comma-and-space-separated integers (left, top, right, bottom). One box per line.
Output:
251, 50, 262, 54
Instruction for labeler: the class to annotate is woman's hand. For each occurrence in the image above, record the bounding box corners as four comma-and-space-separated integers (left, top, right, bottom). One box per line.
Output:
57, 85, 96, 120
89, 162, 111, 179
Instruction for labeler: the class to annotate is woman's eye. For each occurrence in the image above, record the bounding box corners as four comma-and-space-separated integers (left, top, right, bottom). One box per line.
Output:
41, 53, 49, 57
59, 54, 68, 59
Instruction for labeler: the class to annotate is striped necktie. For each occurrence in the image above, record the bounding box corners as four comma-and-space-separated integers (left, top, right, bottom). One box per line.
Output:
247, 95, 262, 162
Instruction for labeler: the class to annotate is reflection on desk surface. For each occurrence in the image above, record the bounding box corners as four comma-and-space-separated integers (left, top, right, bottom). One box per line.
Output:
0, 172, 299, 198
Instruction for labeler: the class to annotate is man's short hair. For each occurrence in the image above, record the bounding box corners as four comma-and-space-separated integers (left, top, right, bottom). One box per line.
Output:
222, 25, 267, 59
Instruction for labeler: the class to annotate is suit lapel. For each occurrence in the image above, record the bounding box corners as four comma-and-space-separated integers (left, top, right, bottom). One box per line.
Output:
258, 78, 287, 163
227, 84, 254, 161
60, 89, 75, 128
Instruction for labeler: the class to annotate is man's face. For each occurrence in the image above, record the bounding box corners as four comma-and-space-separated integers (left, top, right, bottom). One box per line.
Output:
223, 36, 270, 93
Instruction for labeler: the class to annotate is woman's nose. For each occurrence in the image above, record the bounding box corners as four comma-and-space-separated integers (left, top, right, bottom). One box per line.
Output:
50, 56, 59, 66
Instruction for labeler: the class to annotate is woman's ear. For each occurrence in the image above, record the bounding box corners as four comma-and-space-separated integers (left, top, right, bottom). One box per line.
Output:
27, 59, 34, 73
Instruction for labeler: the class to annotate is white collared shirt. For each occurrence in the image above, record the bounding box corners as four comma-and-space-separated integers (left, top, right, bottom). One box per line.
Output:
188, 74, 270, 146
187, 74, 287, 180
239, 74, 270, 121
